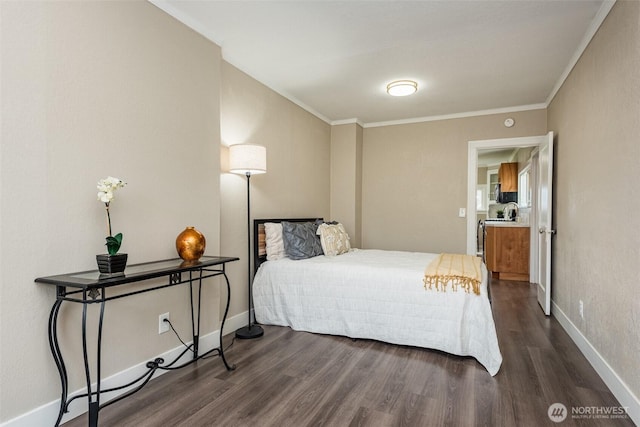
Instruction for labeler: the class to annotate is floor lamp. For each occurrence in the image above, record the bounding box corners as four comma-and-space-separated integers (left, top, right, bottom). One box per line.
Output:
229, 144, 266, 339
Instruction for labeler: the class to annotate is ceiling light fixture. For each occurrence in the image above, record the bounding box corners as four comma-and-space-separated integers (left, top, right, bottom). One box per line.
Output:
386, 80, 418, 97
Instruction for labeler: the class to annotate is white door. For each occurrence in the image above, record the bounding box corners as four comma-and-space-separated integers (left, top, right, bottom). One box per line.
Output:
537, 131, 555, 315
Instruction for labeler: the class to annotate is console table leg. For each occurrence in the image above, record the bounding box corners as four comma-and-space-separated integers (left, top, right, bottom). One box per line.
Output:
81, 300, 95, 425
81, 292, 106, 427
88, 402, 99, 427
48, 298, 68, 427
219, 273, 236, 371
189, 270, 204, 359
193, 334, 199, 359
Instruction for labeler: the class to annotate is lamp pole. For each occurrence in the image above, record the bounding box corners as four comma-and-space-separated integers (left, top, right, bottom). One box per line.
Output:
235, 171, 264, 339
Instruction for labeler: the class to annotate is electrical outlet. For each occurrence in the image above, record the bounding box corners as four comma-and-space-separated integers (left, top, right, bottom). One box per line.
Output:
159, 313, 170, 334
459, 208, 466, 217
579, 300, 584, 319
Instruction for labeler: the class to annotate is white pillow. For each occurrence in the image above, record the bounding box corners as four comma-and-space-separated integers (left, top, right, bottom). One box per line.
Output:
317, 223, 351, 256
265, 223, 286, 260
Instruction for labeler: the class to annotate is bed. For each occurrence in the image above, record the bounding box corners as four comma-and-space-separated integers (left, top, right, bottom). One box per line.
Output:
251, 218, 502, 376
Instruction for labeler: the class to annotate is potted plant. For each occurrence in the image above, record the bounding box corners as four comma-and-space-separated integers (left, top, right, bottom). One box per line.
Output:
96, 176, 127, 274
496, 210, 504, 219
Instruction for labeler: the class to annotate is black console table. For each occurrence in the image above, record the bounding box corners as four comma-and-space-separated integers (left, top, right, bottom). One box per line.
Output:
36, 256, 239, 427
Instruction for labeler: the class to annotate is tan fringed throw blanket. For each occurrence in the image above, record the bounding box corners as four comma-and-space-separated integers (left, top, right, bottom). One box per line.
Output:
423, 253, 482, 295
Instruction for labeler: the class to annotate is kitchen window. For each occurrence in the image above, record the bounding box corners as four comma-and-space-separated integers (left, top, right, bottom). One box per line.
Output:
476, 185, 487, 211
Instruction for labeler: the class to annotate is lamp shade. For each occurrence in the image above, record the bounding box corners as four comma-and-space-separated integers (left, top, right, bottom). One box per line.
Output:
229, 144, 267, 175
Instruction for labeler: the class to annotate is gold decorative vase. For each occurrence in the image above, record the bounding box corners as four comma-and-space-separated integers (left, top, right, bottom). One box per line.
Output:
176, 227, 206, 261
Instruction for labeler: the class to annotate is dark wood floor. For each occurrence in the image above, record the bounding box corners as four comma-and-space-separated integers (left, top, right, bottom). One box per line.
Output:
64, 280, 633, 427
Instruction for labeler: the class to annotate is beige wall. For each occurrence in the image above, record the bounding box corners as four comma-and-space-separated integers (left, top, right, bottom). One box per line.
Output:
548, 0, 640, 404
362, 110, 547, 253
515, 146, 535, 172
477, 166, 488, 185
220, 62, 331, 319
1, 1, 221, 421
330, 123, 363, 247
3, 0, 637, 423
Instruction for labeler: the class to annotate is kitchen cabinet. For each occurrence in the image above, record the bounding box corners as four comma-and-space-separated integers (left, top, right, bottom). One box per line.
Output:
485, 225, 529, 281
498, 162, 518, 192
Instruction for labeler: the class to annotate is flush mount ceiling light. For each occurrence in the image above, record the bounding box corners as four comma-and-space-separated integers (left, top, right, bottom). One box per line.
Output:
386, 80, 418, 97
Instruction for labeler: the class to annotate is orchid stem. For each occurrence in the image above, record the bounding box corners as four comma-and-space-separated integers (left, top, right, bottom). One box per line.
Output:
105, 203, 112, 237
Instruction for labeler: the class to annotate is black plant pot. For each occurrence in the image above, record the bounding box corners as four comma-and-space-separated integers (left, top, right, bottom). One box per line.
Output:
96, 253, 128, 274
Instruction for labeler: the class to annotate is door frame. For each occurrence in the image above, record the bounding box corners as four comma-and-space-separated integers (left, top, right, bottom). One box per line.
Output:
466, 135, 549, 273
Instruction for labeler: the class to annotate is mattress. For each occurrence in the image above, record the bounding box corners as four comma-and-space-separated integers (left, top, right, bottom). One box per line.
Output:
253, 249, 502, 375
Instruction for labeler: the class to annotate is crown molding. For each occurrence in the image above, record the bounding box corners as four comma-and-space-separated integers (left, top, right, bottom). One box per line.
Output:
545, 0, 616, 106
331, 118, 364, 127
362, 104, 546, 129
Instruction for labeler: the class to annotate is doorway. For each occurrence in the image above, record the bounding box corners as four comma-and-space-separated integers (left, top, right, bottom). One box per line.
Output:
467, 133, 554, 315
475, 148, 522, 255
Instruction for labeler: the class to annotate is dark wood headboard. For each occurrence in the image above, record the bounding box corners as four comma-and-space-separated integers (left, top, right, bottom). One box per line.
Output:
253, 218, 322, 273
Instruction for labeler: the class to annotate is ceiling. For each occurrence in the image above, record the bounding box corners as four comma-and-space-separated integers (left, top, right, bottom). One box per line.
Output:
477, 148, 518, 167
151, 0, 611, 126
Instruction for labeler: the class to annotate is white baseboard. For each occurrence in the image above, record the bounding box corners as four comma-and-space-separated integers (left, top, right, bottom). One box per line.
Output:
1, 312, 248, 427
552, 301, 639, 425
222, 310, 250, 337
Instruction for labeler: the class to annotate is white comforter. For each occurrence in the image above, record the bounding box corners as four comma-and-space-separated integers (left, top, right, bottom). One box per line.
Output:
253, 249, 502, 376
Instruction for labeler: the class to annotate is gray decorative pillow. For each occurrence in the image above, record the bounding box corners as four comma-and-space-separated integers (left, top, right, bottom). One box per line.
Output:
282, 221, 324, 260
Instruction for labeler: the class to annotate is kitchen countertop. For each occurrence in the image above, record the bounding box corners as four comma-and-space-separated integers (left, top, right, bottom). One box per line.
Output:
484, 220, 529, 227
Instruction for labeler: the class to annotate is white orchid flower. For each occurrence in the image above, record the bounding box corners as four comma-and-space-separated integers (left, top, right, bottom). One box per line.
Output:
97, 176, 126, 250
97, 191, 113, 203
